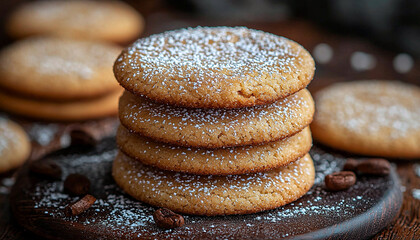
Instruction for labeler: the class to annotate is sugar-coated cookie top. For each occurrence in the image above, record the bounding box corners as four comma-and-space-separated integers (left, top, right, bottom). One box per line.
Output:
114, 26, 315, 108
0, 37, 122, 100
315, 80, 420, 139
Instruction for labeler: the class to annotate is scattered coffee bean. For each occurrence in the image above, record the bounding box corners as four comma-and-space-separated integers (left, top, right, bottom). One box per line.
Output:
70, 127, 99, 146
64, 173, 90, 196
65, 194, 96, 216
153, 208, 185, 229
325, 171, 356, 191
357, 158, 390, 176
29, 161, 62, 180
343, 158, 358, 171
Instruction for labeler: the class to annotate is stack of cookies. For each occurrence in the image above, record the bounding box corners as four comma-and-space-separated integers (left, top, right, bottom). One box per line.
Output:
112, 27, 316, 215
0, 37, 122, 121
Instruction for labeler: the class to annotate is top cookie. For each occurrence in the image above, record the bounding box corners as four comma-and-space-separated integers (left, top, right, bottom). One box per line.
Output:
0, 37, 122, 100
6, 1, 144, 43
311, 80, 420, 158
114, 26, 315, 108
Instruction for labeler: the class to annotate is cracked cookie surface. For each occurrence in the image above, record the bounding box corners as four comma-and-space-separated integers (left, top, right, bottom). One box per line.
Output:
112, 151, 315, 216
114, 26, 314, 108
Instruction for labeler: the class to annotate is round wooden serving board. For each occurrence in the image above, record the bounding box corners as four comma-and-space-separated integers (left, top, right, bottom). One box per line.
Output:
10, 138, 402, 240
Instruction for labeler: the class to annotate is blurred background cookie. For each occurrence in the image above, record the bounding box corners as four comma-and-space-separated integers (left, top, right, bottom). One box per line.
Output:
312, 80, 420, 159
0, 37, 123, 121
0, 37, 121, 100
0, 118, 30, 173
0, 89, 122, 121
6, 0, 144, 44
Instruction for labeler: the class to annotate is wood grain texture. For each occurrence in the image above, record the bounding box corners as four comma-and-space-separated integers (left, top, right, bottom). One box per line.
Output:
7, 138, 402, 240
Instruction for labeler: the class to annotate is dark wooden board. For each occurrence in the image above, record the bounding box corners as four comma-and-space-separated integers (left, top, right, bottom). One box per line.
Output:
9, 138, 402, 240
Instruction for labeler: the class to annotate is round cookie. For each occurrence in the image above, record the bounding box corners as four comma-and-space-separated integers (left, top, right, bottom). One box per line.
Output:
113, 151, 315, 216
312, 80, 420, 158
0, 118, 31, 173
6, 1, 144, 43
0, 37, 122, 101
114, 26, 315, 108
119, 88, 314, 148
0, 89, 122, 121
117, 125, 312, 175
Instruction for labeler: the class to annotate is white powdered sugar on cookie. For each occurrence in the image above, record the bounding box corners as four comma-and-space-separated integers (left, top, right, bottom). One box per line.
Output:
114, 26, 315, 108
120, 26, 301, 83
113, 152, 315, 215
119, 89, 314, 148
312, 80, 420, 158
315, 80, 420, 139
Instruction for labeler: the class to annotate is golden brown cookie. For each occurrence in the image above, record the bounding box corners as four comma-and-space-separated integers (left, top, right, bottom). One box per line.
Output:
117, 125, 312, 175
6, 1, 144, 43
0, 37, 122, 100
114, 26, 315, 108
0, 89, 122, 121
0, 118, 31, 173
119, 89, 314, 148
113, 151, 315, 216
312, 80, 420, 158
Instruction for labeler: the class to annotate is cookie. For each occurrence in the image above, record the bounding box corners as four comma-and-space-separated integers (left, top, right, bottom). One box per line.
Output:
0, 118, 31, 173
114, 26, 315, 108
119, 88, 314, 148
0, 37, 122, 101
312, 80, 420, 158
113, 151, 315, 216
6, 1, 144, 43
0, 89, 122, 121
117, 125, 312, 175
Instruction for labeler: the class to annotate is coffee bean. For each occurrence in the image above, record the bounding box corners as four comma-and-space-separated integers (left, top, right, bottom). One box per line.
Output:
64, 173, 90, 196
65, 194, 96, 216
357, 158, 390, 176
70, 127, 99, 146
29, 161, 62, 180
325, 171, 356, 191
343, 158, 358, 171
153, 208, 185, 229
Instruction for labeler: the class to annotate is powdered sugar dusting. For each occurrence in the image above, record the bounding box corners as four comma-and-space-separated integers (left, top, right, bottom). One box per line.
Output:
121, 89, 313, 146
21, 140, 397, 239
117, 26, 302, 85
315, 80, 420, 139
118, 125, 310, 174
117, 152, 312, 198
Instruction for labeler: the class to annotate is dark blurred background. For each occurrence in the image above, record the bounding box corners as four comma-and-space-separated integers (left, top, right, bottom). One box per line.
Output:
0, 0, 419, 91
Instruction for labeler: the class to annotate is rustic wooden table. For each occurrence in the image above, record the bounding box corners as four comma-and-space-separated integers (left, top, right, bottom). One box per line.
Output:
0, 1, 419, 239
